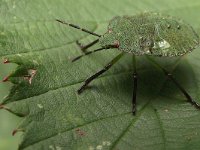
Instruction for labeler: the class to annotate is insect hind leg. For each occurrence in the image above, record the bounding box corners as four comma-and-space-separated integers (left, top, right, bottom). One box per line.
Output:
146, 56, 200, 109
132, 55, 138, 115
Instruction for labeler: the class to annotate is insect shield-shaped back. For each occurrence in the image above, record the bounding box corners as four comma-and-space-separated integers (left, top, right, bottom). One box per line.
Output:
100, 13, 199, 56
151, 16, 200, 57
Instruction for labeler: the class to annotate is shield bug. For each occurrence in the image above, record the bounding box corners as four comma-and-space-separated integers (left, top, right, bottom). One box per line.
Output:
56, 12, 200, 115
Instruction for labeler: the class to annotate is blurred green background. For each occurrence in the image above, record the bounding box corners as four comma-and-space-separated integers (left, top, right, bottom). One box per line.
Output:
0, 63, 22, 150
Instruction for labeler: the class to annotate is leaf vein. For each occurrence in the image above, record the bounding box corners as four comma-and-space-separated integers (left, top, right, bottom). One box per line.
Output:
21, 112, 131, 149
110, 100, 151, 150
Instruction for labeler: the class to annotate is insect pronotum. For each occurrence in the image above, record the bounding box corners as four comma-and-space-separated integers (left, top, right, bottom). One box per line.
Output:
56, 12, 200, 115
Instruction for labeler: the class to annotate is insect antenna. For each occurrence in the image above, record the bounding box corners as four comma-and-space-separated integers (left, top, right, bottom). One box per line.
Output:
72, 46, 115, 62
56, 19, 101, 37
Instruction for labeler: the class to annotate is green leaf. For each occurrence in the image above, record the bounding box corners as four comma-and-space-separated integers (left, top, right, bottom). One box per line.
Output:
1, 0, 200, 150
0, 64, 22, 150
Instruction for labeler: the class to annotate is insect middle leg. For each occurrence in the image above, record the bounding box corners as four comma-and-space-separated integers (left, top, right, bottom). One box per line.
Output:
146, 56, 200, 109
78, 53, 124, 94
132, 55, 138, 115
76, 39, 99, 53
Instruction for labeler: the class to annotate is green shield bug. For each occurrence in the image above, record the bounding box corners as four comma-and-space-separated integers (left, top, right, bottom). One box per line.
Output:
56, 12, 200, 115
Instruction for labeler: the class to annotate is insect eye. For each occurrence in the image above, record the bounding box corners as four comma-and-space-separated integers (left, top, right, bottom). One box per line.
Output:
146, 40, 153, 46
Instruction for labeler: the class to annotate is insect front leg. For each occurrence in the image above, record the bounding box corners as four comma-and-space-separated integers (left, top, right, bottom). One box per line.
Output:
72, 47, 113, 62
78, 53, 124, 94
76, 39, 99, 53
146, 56, 200, 109
132, 55, 138, 115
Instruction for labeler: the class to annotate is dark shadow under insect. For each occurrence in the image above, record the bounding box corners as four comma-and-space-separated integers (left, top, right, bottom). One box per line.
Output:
56, 14, 200, 115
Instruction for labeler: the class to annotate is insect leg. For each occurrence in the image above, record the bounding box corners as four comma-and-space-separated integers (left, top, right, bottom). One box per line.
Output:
76, 39, 99, 53
72, 47, 113, 62
132, 55, 138, 115
56, 19, 101, 37
146, 56, 200, 109
78, 53, 124, 94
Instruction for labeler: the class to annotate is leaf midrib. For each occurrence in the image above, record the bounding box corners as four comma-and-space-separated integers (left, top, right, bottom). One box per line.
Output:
110, 100, 151, 150
7, 68, 135, 105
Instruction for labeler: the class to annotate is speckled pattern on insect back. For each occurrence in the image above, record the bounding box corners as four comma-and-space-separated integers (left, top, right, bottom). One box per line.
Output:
99, 12, 200, 56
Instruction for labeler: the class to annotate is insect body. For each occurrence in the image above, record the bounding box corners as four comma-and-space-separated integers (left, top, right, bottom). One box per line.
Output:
56, 12, 200, 115
100, 13, 199, 56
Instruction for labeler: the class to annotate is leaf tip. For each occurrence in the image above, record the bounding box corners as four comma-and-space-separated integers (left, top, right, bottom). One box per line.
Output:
0, 104, 28, 117
12, 128, 25, 136
2, 75, 10, 82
